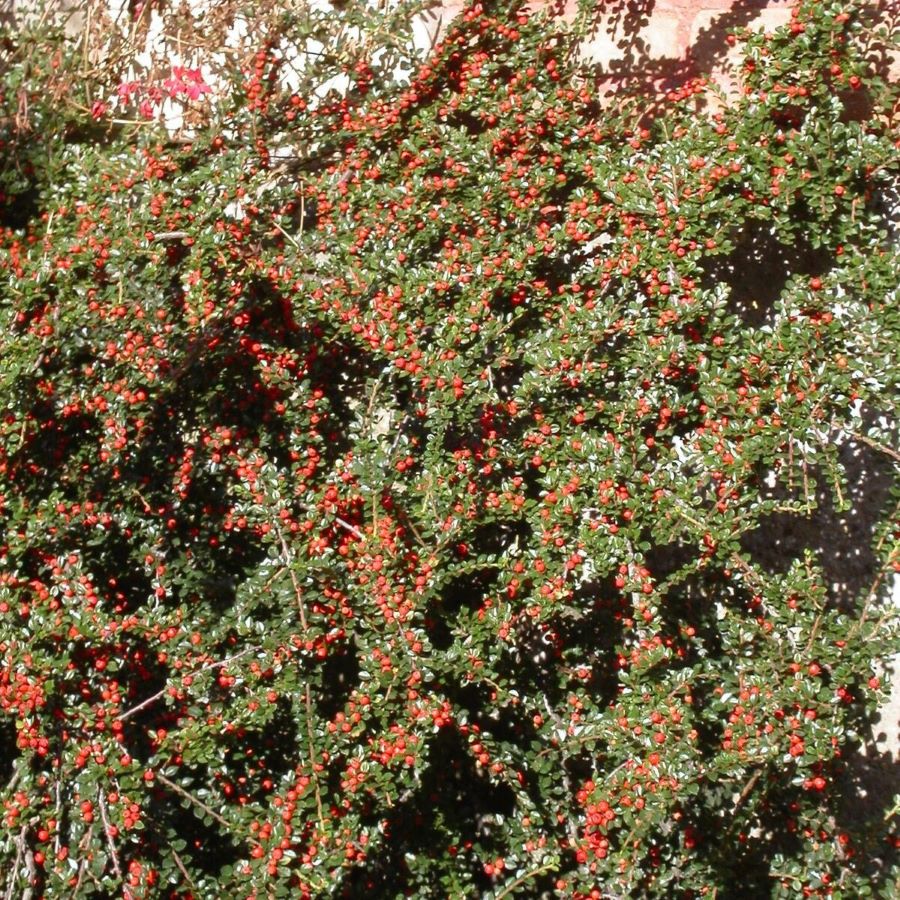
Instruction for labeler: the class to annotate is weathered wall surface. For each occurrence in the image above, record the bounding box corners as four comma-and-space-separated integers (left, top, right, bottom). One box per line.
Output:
5, 2, 895, 115
432, 0, 795, 91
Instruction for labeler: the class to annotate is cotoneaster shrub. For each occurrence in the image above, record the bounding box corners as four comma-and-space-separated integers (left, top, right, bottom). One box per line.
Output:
0, 0, 898, 897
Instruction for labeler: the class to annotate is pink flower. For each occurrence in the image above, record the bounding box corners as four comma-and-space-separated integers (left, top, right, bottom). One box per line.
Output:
116, 80, 141, 102
163, 66, 211, 101
184, 76, 212, 101
90, 100, 108, 120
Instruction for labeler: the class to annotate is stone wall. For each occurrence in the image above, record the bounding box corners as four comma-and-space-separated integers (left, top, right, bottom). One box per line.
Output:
433, 0, 794, 91
430, 0, 898, 102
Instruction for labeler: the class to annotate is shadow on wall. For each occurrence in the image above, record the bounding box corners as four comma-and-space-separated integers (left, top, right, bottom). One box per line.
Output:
739, 409, 900, 829
535, 0, 900, 118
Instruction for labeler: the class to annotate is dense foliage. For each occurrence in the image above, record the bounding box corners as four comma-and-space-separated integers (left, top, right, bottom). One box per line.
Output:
0, 0, 898, 896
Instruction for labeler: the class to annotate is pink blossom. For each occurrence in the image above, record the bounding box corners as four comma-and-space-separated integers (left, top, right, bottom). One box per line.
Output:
163, 66, 212, 101
116, 80, 141, 102
90, 100, 108, 120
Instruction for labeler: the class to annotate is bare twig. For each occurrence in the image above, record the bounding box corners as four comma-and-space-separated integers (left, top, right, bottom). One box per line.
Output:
171, 847, 198, 891
131, 487, 153, 513
22, 843, 35, 900
295, 505, 367, 542
804, 611, 825, 654
70, 824, 95, 898
4, 766, 21, 795
852, 545, 900, 637
275, 525, 308, 630
116, 647, 255, 721
3, 827, 25, 900
849, 430, 900, 463
733, 768, 764, 820
541, 696, 581, 849
53, 777, 62, 856
151, 231, 190, 241
98, 789, 131, 899
273, 521, 334, 827
270, 219, 300, 250
493, 861, 558, 899
333, 514, 365, 541
304, 684, 326, 831
155, 772, 233, 831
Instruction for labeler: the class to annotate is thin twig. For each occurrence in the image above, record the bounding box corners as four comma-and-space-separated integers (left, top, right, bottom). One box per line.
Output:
787, 433, 795, 491
171, 847, 198, 891
3, 827, 25, 900
541, 696, 581, 849
4, 766, 21, 795
295, 502, 366, 542
852, 545, 900, 637
53, 777, 62, 856
155, 772, 233, 832
493, 861, 558, 899
21, 845, 35, 900
116, 647, 255, 721
98, 789, 131, 899
333, 515, 365, 541
131, 487, 153, 513
304, 684, 326, 831
270, 219, 300, 250
279, 522, 363, 826
801, 452, 810, 507
730, 767, 764, 822
70, 822, 96, 898
276, 525, 308, 630
804, 611, 824, 654
849, 430, 900, 463
151, 231, 190, 241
